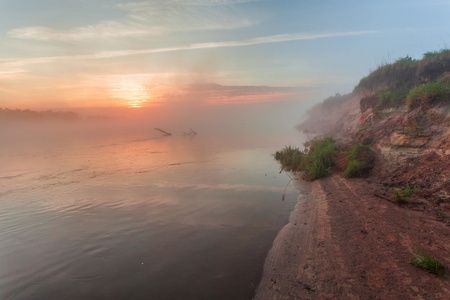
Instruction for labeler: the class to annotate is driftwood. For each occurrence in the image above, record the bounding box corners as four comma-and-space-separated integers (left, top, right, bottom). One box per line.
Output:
183, 128, 198, 136
189, 128, 197, 135
374, 193, 396, 204
154, 128, 172, 136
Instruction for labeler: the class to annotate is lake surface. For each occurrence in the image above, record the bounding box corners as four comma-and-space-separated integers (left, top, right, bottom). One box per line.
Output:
0, 126, 301, 300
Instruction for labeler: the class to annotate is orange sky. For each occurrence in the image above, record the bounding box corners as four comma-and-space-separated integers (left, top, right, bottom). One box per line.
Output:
1, 1, 449, 111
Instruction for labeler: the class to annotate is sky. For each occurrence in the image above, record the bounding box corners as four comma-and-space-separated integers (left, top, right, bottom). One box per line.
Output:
1, 0, 450, 113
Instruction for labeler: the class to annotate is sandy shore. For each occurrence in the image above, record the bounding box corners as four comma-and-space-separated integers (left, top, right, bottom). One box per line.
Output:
255, 174, 450, 299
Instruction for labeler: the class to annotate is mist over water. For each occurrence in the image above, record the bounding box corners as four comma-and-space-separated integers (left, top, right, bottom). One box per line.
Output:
0, 106, 305, 300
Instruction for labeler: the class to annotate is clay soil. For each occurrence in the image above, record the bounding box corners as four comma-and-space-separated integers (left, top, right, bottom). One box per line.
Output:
254, 174, 450, 299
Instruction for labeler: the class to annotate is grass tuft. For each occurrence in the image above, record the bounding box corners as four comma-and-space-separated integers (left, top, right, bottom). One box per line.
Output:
409, 251, 446, 276
436, 210, 447, 218
394, 190, 408, 204
406, 82, 448, 110
341, 144, 374, 178
401, 184, 419, 197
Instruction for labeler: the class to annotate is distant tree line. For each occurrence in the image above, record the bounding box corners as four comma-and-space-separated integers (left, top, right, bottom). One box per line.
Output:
0, 108, 79, 121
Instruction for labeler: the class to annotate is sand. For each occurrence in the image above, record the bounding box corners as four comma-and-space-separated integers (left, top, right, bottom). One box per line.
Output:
255, 174, 450, 299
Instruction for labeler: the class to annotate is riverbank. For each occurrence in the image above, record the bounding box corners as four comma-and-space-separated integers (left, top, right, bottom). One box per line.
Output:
255, 174, 450, 299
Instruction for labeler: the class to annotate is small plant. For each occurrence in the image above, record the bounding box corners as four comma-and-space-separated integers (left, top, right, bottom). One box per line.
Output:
409, 251, 446, 276
361, 137, 372, 145
394, 190, 408, 204
437, 210, 447, 218
401, 184, 419, 197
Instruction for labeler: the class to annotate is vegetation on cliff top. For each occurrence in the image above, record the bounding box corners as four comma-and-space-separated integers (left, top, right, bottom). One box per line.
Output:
356, 49, 450, 112
356, 49, 450, 92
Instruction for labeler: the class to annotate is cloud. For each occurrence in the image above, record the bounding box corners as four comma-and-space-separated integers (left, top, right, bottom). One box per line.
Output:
1, 30, 378, 69
180, 83, 307, 104
8, 22, 166, 42
8, 0, 262, 42
119, 0, 260, 9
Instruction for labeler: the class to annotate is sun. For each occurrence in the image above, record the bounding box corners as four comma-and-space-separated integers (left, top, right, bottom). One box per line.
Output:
111, 83, 151, 108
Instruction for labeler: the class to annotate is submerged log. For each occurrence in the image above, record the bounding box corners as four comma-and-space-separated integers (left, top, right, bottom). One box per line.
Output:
154, 128, 172, 136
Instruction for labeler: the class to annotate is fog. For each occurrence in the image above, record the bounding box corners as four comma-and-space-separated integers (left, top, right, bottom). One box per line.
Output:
0, 96, 316, 156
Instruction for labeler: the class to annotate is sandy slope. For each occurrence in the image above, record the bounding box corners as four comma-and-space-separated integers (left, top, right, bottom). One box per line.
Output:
255, 174, 450, 299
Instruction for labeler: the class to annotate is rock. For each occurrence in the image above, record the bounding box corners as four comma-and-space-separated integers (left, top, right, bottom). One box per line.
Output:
389, 132, 429, 147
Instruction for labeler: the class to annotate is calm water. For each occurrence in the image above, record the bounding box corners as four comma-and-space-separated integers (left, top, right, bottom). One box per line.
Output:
0, 127, 300, 300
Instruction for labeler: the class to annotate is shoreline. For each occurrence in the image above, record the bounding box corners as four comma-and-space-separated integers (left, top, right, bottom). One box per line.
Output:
255, 174, 450, 299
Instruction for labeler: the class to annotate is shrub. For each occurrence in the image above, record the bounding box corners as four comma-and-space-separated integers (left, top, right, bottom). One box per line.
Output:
409, 251, 446, 276
406, 83, 448, 110
344, 159, 365, 178
342, 144, 374, 178
299, 136, 338, 180
274, 145, 303, 173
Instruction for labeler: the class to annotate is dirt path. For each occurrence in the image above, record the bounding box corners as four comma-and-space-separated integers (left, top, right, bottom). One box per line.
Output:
255, 175, 450, 299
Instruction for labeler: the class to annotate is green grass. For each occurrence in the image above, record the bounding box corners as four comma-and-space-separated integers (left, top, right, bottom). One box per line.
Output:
393, 183, 418, 204
422, 49, 450, 62
274, 145, 303, 173
374, 86, 410, 110
356, 49, 450, 96
275, 136, 337, 180
409, 251, 446, 276
406, 82, 449, 110
299, 136, 337, 180
394, 190, 408, 204
401, 184, 419, 197
342, 144, 374, 178
275, 138, 375, 180
344, 159, 365, 178
437, 210, 447, 218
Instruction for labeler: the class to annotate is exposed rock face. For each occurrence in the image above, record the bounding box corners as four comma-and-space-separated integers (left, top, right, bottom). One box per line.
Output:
389, 132, 429, 147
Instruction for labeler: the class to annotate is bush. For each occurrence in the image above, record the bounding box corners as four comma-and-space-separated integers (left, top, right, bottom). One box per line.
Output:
275, 138, 375, 180
344, 159, 365, 178
274, 145, 303, 173
299, 136, 337, 180
406, 83, 448, 110
341, 144, 374, 178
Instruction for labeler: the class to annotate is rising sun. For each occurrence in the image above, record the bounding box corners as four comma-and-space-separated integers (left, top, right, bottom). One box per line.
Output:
111, 83, 151, 108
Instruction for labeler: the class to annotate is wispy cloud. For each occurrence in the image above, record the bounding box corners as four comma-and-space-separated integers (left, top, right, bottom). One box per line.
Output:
8, 22, 166, 42
119, 0, 260, 9
181, 83, 307, 104
1, 30, 378, 69
8, 0, 262, 42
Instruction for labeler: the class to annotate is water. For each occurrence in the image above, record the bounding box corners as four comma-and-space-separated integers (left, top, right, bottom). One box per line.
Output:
0, 126, 300, 300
